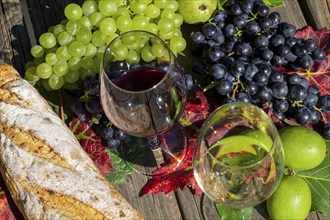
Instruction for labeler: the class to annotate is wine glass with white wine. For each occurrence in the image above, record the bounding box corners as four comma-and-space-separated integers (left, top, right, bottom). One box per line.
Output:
193, 102, 285, 209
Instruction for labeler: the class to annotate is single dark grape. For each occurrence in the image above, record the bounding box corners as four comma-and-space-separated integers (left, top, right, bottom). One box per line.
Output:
305, 39, 317, 52
207, 45, 224, 62
83, 76, 97, 90
115, 129, 128, 141
255, 35, 269, 50
278, 22, 297, 38
215, 79, 234, 95
258, 86, 273, 102
257, 63, 272, 76
307, 85, 320, 95
256, 5, 269, 17
309, 108, 321, 124
244, 64, 259, 81
245, 81, 259, 95
231, 4, 243, 15
269, 70, 284, 82
298, 54, 314, 69
77, 113, 91, 122
261, 49, 274, 61
224, 23, 237, 37
213, 32, 225, 45
284, 52, 297, 62
202, 23, 219, 39
295, 107, 312, 125
287, 73, 301, 84
222, 97, 238, 104
101, 126, 114, 140
285, 37, 297, 47
271, 82, 289, 99
192, 32, 205, 44
245, 20, 261, 35
85, 98, 101, 114
224, 40, 236, 53
212, 10, 227, 22
292, 43, 308, 57
253, 72, 269, 86
259, 17, 273, 30
217, 21, 226, 29
71, 101, 88, 115
289, 84, 307, 101
268, 12, 281, 27
235, 42, 253, 56
237, 91, 251, 103
274, 111, 286, 121
210, 64, 227, 80
233, 14, 248, 29
242, 1, 254, 13
185, 74, 195, 90
312, 48, 326, 62
270, 34, 285, 47
105, 138, 120, 149
89, 81, 100, 96
273, 99, 289, 113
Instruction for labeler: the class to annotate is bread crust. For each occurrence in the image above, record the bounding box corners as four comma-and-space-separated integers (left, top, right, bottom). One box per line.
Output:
0, 63, 143, 220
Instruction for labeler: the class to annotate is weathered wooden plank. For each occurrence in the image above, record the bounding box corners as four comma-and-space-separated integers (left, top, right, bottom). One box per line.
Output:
0, 1, 14, 65
0, 0, 31, 74
299, 0, 330, 29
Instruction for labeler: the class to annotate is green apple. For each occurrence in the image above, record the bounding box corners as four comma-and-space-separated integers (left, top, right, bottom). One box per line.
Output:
178, 0, 217, 24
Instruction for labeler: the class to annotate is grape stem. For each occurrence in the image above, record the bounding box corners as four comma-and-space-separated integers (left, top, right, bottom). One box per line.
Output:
314, 107, 328, 124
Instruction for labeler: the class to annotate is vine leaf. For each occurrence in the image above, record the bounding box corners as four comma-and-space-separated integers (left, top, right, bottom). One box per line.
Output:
215, 203, 253, 220
296, 142, 330, 216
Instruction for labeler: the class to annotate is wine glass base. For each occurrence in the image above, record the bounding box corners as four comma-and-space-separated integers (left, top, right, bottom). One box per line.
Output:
119, 123, 188, 176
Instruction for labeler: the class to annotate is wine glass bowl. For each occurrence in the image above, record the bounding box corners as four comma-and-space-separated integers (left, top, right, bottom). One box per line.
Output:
100, 30, 187, 176
193, 102, 284, 209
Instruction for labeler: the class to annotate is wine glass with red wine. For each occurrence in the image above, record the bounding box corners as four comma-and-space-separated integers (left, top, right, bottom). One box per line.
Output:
100, 30, 188, 176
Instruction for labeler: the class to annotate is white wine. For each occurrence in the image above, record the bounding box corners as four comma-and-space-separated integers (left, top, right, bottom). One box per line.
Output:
195, 134, 277, 209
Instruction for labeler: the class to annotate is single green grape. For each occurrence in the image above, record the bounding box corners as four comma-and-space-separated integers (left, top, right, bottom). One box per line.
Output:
85, 43, 97, 57
147, 23, 158, 35
141, 46, 155, 62
64, 69, 80, 84
116, 16, 132, 32
126, 50, 140, 64
170, 36, 186, 53
76, 26, 92, 44
98, 1, 117, 16
66, 20, 81, 35
39, 33, 57, 49
52, 24, 65, 37
53, 61, 69, 76
81, 57, 94, 70
164, 0, 179, 11
92, 30, 107, 47
96, 46, 107, 59
45, 52, 58, 65
106, 33, 118, 45
33, 57, 44, 66
78, 16, 93, 30
145, 4, 160, 18
82, 0, 98, 16
151, 43, 166, 57
57, 31, 73, 46
159, 30, 175, 40
68, 41, 86, 58
48, 74, 64, 90
30, 45, 44, 58
173, 28, 182, 37
68, 56, 81, 71
36, 62, 53, 79
64, 3, 82, 20
25, 66, 39, 84
132, 15, 149, 31
130, 1, 147, 14
41, 79, 53, 91
157, 18, 175, 34
56, 46, 72, 61
161, 8, 175, 19
99, 17, 117, 36
154, 0, 167, 8
89, 12, 104, 27
173, 14, 183, 27
136, 0, 152, 4
113, 44, 129, 61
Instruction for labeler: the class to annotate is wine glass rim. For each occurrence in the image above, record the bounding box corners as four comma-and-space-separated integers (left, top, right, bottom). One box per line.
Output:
101, 30, 173, 94
197, 102, 279, 169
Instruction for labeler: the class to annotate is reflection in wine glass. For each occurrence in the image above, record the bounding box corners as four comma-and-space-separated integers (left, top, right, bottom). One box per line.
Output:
193, 102, 284, 209
100, 30, 188, 176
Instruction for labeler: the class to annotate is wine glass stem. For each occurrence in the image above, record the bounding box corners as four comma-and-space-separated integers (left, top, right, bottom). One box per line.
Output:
147, 135, 161, 150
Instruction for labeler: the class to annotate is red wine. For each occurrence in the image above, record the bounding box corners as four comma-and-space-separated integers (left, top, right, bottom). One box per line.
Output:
115, 66, 166, 91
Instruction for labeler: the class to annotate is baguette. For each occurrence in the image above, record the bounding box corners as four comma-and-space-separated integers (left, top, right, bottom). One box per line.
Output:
0, 63, 143, 220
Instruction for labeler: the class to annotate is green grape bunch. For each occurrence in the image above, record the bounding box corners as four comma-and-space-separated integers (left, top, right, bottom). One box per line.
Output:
25, 0, 187, 90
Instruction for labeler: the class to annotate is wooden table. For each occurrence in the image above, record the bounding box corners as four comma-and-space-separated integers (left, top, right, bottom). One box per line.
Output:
0, 0, 329, 219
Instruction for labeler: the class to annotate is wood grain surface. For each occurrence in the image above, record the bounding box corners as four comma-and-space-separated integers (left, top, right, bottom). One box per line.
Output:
0, 0, 329, 219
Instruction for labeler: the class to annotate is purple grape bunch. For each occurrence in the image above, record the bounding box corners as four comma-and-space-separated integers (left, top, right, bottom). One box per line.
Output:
190, 0, 329, 139
71, 76, 131, 148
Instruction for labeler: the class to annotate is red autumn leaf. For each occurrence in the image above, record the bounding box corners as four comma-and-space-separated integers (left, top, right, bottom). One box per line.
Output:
0, 193, 16, 220
140, 92, 213, 196
276, 26, 330, 96
69, 118, 115, 175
